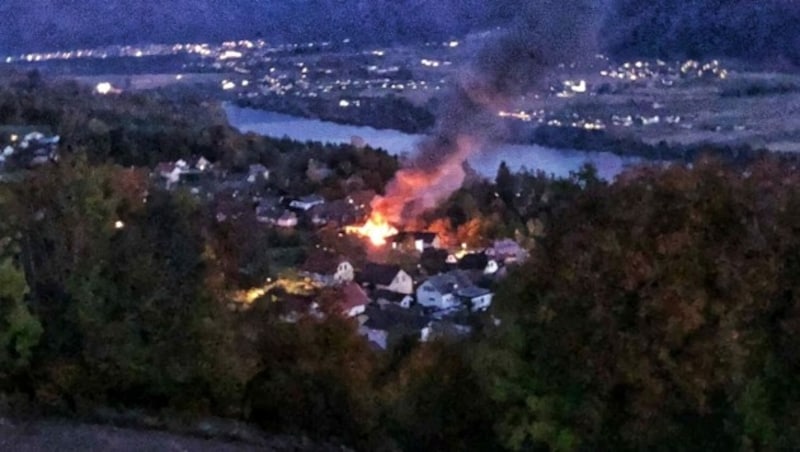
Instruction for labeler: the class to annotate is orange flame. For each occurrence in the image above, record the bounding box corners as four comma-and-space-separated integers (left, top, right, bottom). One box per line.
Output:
345, 212, 399, 246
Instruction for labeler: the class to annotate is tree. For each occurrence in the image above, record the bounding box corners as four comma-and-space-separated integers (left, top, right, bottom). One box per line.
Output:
479, 159, 800, 450
0, 258, 42, 373
496, 161, 515, 205
245, 315, 380, 447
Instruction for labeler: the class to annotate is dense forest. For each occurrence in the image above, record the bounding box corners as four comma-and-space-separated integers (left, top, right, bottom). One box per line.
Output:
1, 73, 800, 450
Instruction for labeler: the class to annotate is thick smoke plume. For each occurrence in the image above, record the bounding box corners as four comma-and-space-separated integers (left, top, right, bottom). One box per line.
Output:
373, 0, 604, 225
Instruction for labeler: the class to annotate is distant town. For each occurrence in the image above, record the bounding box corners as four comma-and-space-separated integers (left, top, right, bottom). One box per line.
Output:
7, 33, 800, 156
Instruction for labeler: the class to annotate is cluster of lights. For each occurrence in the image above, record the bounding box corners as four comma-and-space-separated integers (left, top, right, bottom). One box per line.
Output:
420, 59, 451, 68
599, 58, 729, 83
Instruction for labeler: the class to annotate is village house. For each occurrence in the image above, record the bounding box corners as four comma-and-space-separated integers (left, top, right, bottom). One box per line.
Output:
190, 155, 212, 172
417, 270, 494, 312
154, 156, 213, 189
458, 252, 500, 275
247, 163, 270, 183
373, 289, 414, 309
358, 263, 414, 295
0, 129, 61, 171
357, 304, 429, 350
340, 282, 370, 317
416, 271, 470, 311
155, 162, 183, 187
455, 286, 494, 312
390, 231, 441, 253
301, 251, 355, 286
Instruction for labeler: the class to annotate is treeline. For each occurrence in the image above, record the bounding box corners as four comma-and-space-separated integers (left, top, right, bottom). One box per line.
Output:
603, 0, 800, 66
236, 94, 436, 135
0, 71, 399, 193
528, 124, 791, 164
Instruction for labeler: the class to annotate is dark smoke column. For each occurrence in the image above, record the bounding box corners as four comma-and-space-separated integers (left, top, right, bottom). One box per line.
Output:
373, 0, 605, 225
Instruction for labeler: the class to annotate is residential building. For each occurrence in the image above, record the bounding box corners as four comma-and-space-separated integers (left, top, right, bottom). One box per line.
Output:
373, 289, 414, 309
247, 163, 270, 183
340, 282, 370, 317
359, 263, 414, 295
357, 304, 429, 350
301, 251, 355, 286
417, 270, 493, 312
456, 286, 493, 312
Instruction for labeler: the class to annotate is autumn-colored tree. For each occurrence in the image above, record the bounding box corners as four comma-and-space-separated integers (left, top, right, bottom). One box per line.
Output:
245, 314, 380, 447
479, 159, 800, 450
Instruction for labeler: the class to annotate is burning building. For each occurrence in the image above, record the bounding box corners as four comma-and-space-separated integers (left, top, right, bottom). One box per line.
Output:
348, 0, 603, 246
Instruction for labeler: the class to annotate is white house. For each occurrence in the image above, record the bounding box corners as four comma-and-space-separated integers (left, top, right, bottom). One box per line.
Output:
374, 289, 414, 309
194, 156, 211, 171
155, 162, 184, 187
248, 163, 270, 183
416, 273, 465, 310
359, 263, 414, 295
484, 259, 500, 275
456, 286, 494, 311
302, 251, 354, 286
417, 271, 493, 311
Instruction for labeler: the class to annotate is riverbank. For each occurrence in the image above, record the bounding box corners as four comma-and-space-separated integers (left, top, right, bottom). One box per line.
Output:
223, 104, 642, 181
232, 101, 797, 167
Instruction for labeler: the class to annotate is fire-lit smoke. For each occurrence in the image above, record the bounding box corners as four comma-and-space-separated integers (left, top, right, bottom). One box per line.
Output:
369, 0, 605, 227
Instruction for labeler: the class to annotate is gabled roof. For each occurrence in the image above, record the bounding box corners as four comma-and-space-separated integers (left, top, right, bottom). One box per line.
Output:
456, 286, 491, 299
359, 263, 402, 286
340, 282, 370, 312
302, 250, 349, 275
422, 271, 474, 295
155, 162, 178, 174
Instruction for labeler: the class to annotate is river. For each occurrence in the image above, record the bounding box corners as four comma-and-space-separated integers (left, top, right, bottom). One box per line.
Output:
224, 105, 641, 180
